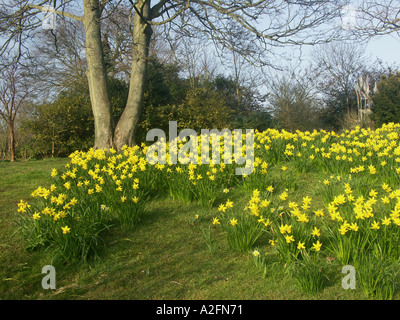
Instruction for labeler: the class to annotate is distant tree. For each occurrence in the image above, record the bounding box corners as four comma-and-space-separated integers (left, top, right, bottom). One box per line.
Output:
311, 42, 368, 130
136, 56, 188, 143
267, 74, 322, 132
30, 19, 87, 99
22, 87, 93, 158
177, 85, 231, 132
212, 75, 272, 131
212, 75, 260, 113
0, 59, 30, 161
318, 91, 358, 131
29, 10, 132, 101
109, 76, 130, 125
139, 83, 231, 141
371, 72, 400, 127
22, 76, 131, 158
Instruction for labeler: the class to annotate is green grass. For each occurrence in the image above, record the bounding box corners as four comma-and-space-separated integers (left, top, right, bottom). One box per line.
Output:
0, 158, 390, 300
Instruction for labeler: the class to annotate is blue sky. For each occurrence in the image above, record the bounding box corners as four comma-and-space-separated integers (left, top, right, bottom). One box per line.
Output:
366, 34, 400, 67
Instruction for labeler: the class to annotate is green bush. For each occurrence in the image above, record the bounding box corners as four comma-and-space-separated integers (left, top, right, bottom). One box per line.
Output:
371, 72, 400, 127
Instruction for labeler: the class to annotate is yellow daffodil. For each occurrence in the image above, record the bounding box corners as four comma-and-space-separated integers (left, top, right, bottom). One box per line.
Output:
311, 227, 320, 237
381, 217, 391, 226
302, 196, 312, 206
285, 234, 295, 243
279, 224, 292, 234
260, 199, 271, 208
32, 212, 41, 220
297, 241, 306, 250
370, 220, 380, 230
312, 240, 322, 252
314, 209, 325, 217
61, 226, 71, 234
279, 191, 288, 201
218, 204, 227, 212
51, 168, 58, 177
230, 218, 238, 226
349, 223, 359, 232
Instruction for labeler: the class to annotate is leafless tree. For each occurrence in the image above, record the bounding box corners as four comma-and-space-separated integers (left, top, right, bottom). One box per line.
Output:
28, 18, 87, 101
266, 70, 322, 132
172, 37, 221, 89
29, 5, 133, 100
311, 41, 368, 116
0, 59, 30, 161
0, 0, 348, 151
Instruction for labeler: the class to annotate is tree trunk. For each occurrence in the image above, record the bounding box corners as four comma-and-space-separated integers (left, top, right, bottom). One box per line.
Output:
83, 0, 114, 150
113, 0, 152, 150
8, 119, 15, 162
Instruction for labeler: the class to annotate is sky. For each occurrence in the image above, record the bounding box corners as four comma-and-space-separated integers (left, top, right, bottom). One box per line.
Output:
260, 5, 400, 89
365, 34, 400, 67
301, 33, 400, 70
342, 0, 400, 68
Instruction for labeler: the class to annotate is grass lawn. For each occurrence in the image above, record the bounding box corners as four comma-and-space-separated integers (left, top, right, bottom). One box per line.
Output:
0, 157, 375, 301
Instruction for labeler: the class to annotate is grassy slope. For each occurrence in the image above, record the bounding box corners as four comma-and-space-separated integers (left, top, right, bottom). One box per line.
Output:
0, 158, 371, 300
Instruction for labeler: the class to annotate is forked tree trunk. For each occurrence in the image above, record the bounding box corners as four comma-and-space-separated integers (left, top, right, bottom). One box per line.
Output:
113, 0, 152, 150
83, 0, 114, 150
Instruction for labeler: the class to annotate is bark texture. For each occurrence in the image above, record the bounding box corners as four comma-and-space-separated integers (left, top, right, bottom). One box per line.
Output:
113, 0, 153, 150
83, 0, 114, 150
8, 120, 15, 162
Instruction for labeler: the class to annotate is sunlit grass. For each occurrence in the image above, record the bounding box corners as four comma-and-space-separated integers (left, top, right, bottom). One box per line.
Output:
0, 158, 372, 300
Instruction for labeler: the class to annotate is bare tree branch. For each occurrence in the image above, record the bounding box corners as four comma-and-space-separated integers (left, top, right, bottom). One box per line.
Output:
27, 3, 83, 21
353, 1, 400, 39
0, 55, 31, 161
145, 0, 348, 68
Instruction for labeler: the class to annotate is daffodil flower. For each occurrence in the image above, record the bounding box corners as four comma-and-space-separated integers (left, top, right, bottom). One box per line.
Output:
297, 241, 306, 250
230, 218, 238, 226
371, 220, 380, 230
218, 204, 227, 212
61, 226, 71, 235
285, 235, 295, 244
312, 240, 322, 252
311, 227, 320, 237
